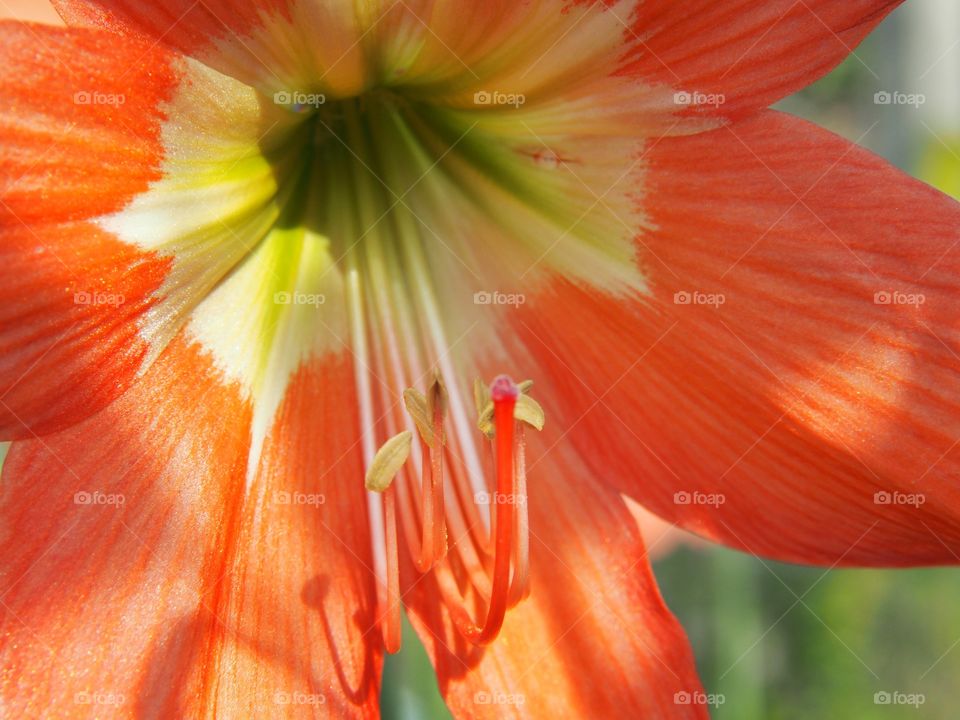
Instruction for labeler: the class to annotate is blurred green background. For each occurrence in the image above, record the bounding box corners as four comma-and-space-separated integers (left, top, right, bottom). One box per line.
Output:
377, 3, 960, 718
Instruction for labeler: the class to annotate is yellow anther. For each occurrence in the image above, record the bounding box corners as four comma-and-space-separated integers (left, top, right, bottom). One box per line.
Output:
475, 377, 544, 437
427, 369, 448, 418
514, 394, 545, 431
402, 388, 436, 446
365, 430, 413, 492
404, 370, 448, 447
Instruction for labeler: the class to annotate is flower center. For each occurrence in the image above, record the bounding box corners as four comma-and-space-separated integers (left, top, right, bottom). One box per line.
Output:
277, 88, 472, 260
267, 79, 643, 302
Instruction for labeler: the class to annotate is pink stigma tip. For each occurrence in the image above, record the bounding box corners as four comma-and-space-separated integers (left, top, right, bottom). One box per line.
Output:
490, 375, 519, 402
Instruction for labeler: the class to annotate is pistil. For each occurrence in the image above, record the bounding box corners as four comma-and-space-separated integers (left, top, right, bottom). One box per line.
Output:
363, 373, 541, 652
456, 375, 519, 644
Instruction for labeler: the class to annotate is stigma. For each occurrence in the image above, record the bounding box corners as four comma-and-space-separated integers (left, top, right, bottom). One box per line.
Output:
364, 373, 543, 652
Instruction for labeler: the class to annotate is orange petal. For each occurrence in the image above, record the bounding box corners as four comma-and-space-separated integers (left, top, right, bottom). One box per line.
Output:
191, 354, 381, 718
513, 110, 960, 566
0, 22, 179, 437
402, 446, 707, 718
51, 0, 289, 68
1, 20, 297, 439
0, 335, 250, 715
621, 0, 902, 122
0, 338, 380, 716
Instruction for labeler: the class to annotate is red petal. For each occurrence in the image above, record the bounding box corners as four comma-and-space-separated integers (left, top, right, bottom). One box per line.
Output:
513, 111, 960, 566
0, 22, 177, 437
620, 0, 901, 122
0, 340, 380, 716
402, 448, 707, 718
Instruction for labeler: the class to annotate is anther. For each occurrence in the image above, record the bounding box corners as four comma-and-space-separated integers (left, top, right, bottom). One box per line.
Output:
365, 431, 413, 654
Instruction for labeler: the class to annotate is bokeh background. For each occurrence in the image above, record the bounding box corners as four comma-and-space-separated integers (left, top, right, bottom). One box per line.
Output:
1, 1, 958, 717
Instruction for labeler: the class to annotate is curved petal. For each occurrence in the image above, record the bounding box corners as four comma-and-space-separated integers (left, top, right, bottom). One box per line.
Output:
178, 354, 381, 719
0, 21, 297, 439
619, 0, 902, 122
511, 110, 960, 566
0, 207, 378, 716
0, 22, 175, 437
0, 334, 252, 716
180, 222, 381, 716
401, 446, 707, 719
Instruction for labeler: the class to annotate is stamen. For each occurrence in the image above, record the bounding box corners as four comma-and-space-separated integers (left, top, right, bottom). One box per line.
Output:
401, 377, 448, 573
364, 432, 413, 654
362, 372, 543, 652
428, 375, 448, 563
381, 484, 401, 653
364, 431, 413, 493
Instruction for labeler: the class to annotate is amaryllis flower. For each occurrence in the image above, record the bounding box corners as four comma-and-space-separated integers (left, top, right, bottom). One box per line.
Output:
2, 0, 959, 717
